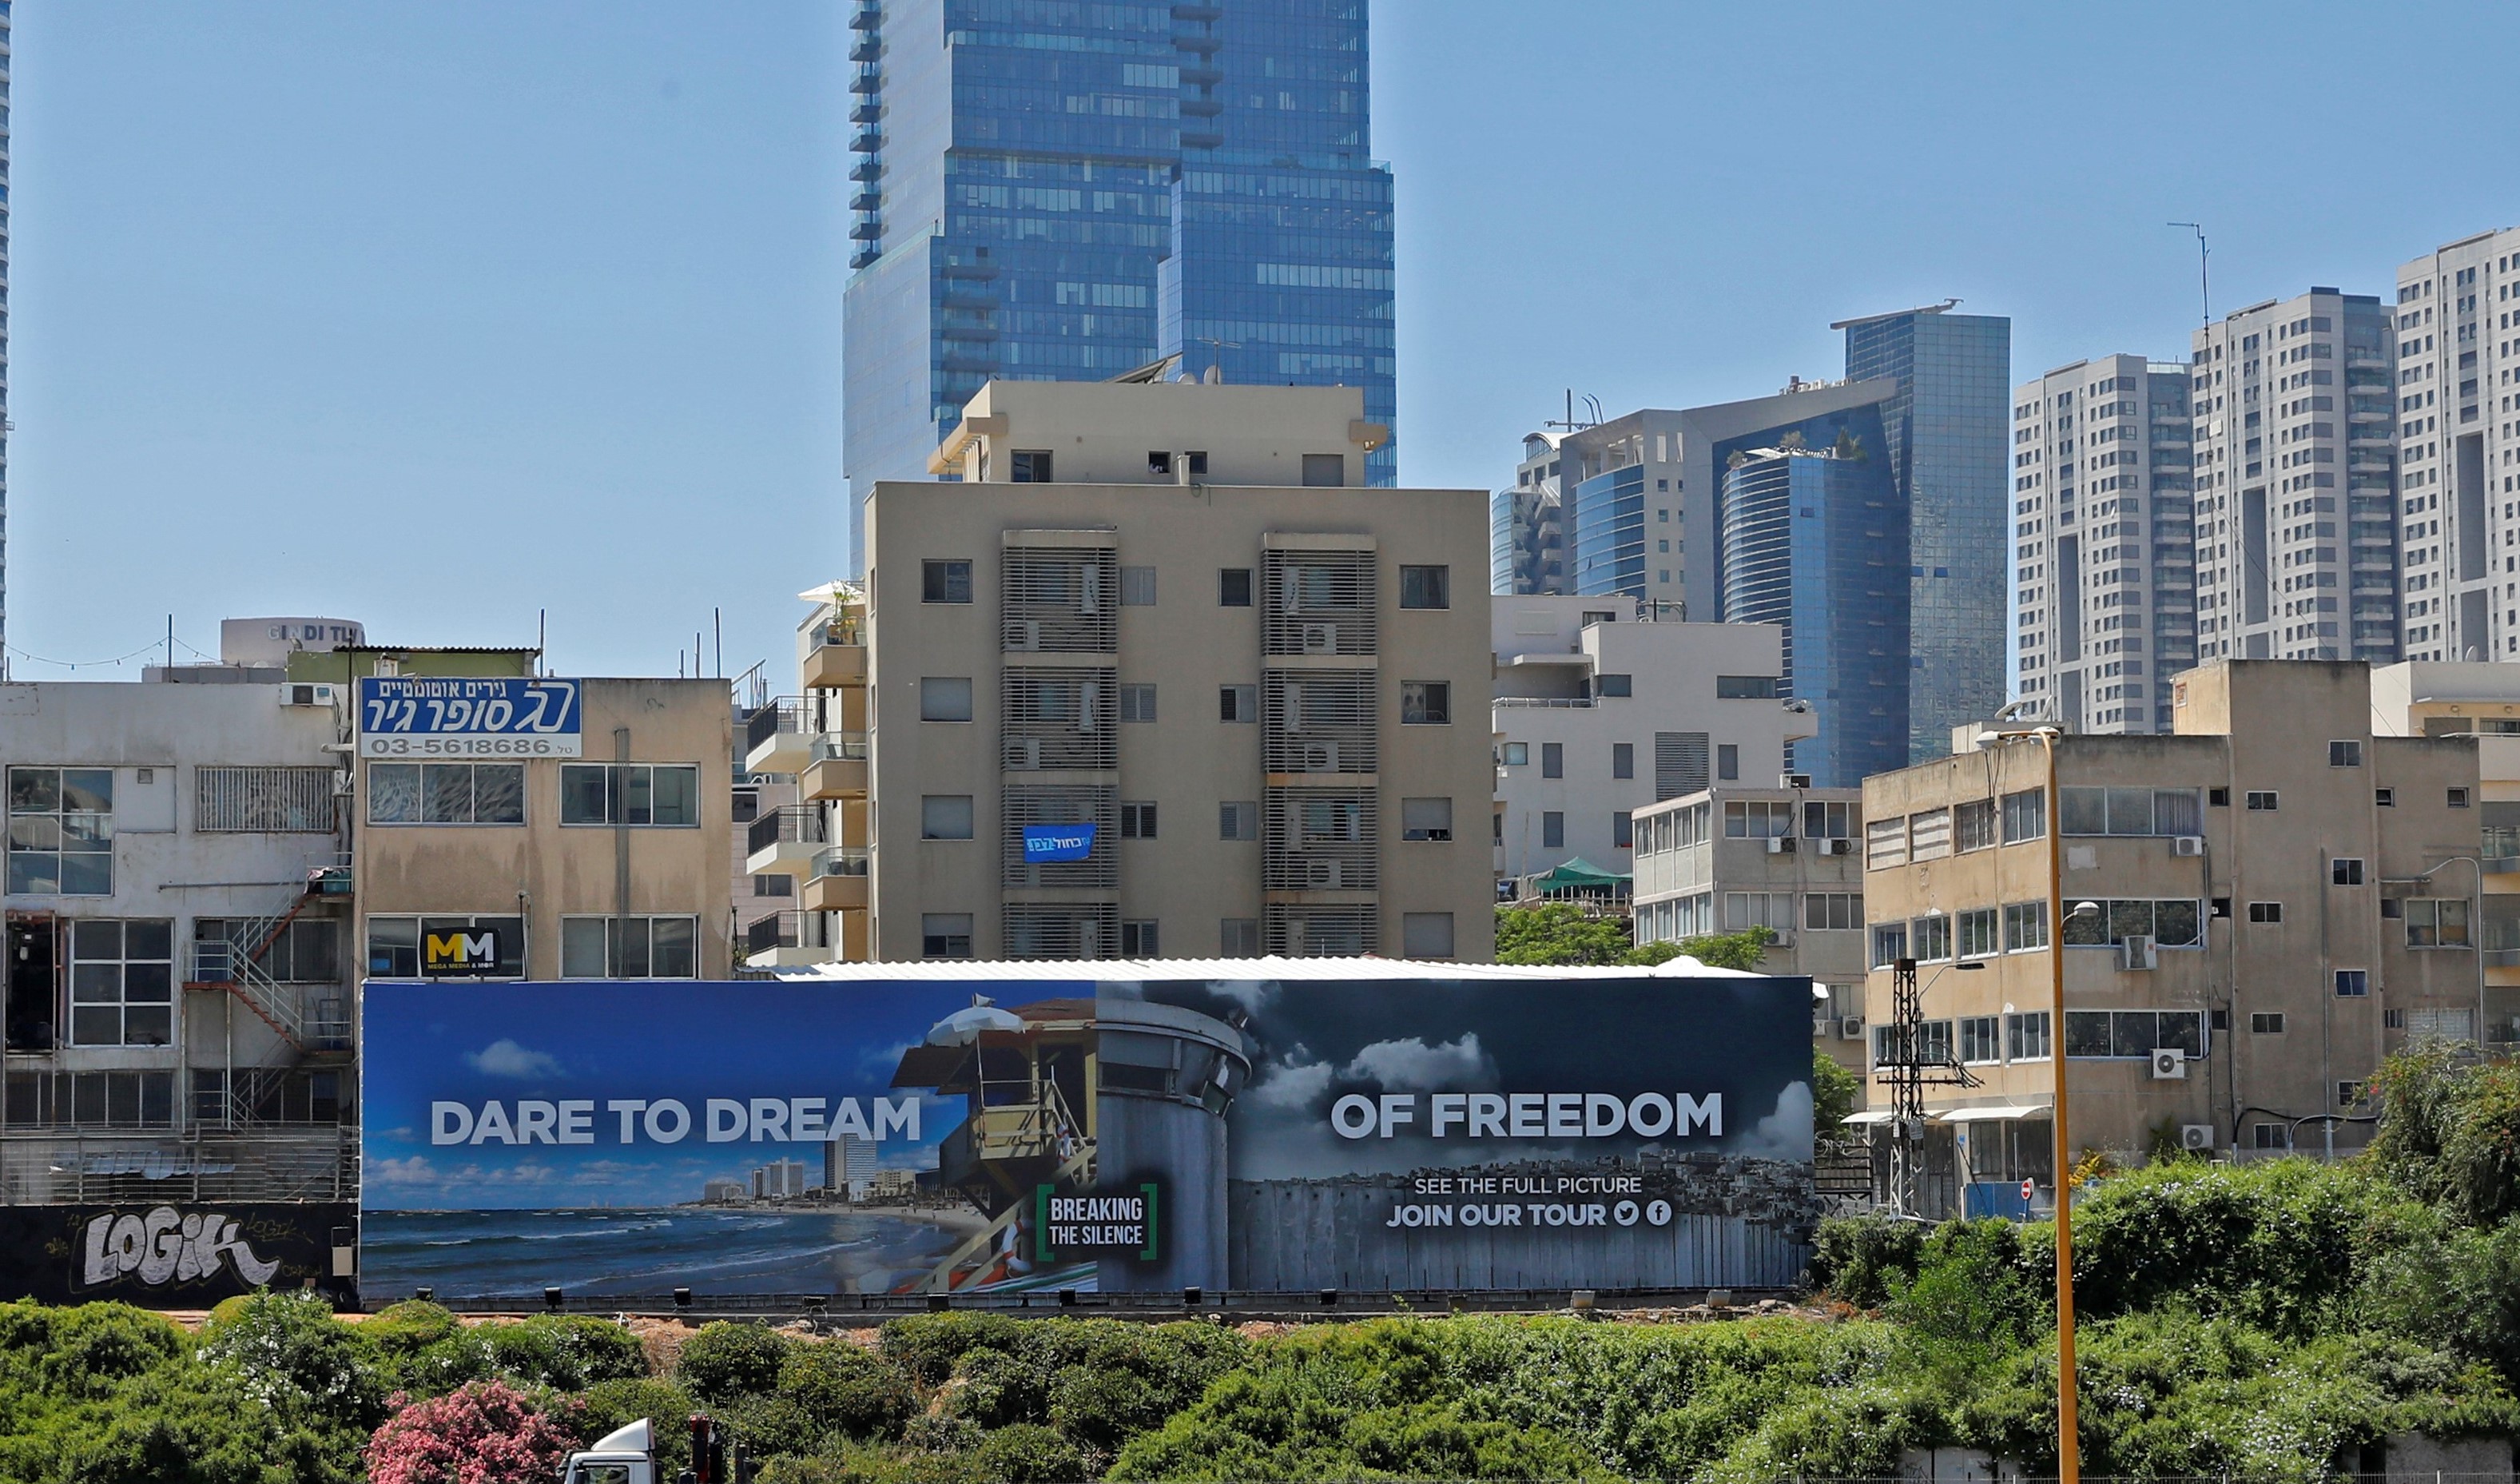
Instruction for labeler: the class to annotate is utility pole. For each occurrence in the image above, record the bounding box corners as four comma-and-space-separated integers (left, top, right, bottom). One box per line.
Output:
2168, 222, 2210, 326
1885, 953, 1979, 1216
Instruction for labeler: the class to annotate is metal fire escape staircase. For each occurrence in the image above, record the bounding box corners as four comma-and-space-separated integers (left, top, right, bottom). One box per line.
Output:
182, 886, 348, 1063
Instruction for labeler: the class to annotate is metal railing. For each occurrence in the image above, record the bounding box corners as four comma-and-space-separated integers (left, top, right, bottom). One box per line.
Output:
0, 1128, 356, 1204
748, 804, 829, 855
745, 909, 835, 957
747, 696, 817, 753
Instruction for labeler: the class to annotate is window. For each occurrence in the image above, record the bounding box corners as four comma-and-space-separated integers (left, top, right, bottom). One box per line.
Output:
560, 917, 698, 979
1724, 892, 1792, 930
2005, 1011, 2051, 1062
1612, 742, 1634, 780
1803, 893, 1860, 930
1147, 451, 1172, 475
1219, 801, 1258, 841
2001, 789, 2045, 843
753, 873, 793, 897
1803, 801, 1851, 839
8, 767, 113, 894
195, 767, 336, 832
1870, 924, 1909, 968
1219, 684, 1258, 722
1726, 800, 1794, 837
558, 764, 698, 826
6, 1070, 174, 1129
2450, 787, 2473, 808
1612, 811, 1633, 849
1866, 816, 1909, 869
2407, 897, 2471, 946
2065, 1009, 2206, 1058
2246, 901, 2284, 924
1119, 801, 1158, 838
2335, 969, 2370, 997
2246, 790, 2279, 811
1959, 1016, 2001, 1064
2064, 899, 2204, 946
2253, 1123, 2293, 1151
1401, 682, 1450, 725
1541, 743, 1564, 779
194, 918, 338, 984
68, 920, 173, 1047
1717, 744, 1739, 781
2004, 901, 2049, 951
2328, 739, 2363, 767
1120, 920, 1160, 956
923, 559, 973, 603
368, 762, 525, 826
1541, 812, 1564, 848
2375, 787, 2396, 807
1911, 915, 1954, 961
1958, 907, 2000, 958
1956, 798, 1997, 852
1120, 684, 1158, 722
1500, 742, 1529, 766
1220, 918, 1260, 956
1401, 798, 1453, 841
1874, 1020, 1953, 1069
2251, 1012, 2286, 1033
921, 795, 975, 840
2061, 787, 2202, 836
1399, 565, 1450, 609
1715, 675, 1781, 699
1301, 453, 1344, 487
2331, 858, 2365, 885
1010, 449, 1054, 482
921, 677, 975, 722
732, 790, 760, 824
366, 915, 525, 979
1595, 673, 1632, 698
2209, 786, 2232, 807
1120, 567, 1157, 606
1403, 913, 1456, 959
1219, 568, 1254, 607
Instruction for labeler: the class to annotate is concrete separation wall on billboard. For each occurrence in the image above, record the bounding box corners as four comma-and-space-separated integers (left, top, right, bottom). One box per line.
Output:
357, 972, 1815, 1300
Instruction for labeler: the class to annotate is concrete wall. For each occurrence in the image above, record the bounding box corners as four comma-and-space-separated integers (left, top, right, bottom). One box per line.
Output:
937, 380, 1382, 489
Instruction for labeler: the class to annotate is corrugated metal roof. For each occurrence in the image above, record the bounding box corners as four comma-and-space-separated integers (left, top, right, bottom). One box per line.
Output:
775, 955, 1762, 982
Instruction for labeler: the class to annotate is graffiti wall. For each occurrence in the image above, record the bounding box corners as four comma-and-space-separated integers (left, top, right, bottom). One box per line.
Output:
0, 1202, 354, 1307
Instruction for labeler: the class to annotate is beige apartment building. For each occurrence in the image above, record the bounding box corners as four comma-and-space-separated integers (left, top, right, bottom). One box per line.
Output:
752, 376, 1494, 963
1858, 660, 2479, 1213
358, 677, 735, 981
1631, 784, 1868, 1083
2371, 660, 2520, 1045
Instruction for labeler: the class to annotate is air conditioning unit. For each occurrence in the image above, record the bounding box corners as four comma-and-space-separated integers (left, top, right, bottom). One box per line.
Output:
1004, 619, 1041, 651
2172, 835, 2205, 857
1765, 929, 1795, 949
1812, 1015, 1832, 1037
2149, 1048, 2188, 1080
1306, 859, 1342, 889
1003, 738, 1041, 770
1779, 773, 1813, 789
2119, 934, 2157, 970
1301, 623, 1339, 654
1763, 837, 1798, 854
1300, 741, 1339, 772
1826, 837, 1854, 856
1838, 1017, 1866, 1040
280, 683, 336, 707
2180, 1124, 2216, 1152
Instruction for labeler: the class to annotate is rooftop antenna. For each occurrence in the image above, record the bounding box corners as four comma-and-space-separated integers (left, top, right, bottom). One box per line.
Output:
2168, 222, 2210, 325
1543, 389, 1597, 434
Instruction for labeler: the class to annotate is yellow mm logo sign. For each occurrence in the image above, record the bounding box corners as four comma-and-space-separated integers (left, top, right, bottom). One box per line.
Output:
423, 933, 498, 972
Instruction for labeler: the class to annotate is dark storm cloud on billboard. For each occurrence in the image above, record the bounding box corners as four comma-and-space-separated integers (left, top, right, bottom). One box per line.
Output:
357, 973, 1815, 1299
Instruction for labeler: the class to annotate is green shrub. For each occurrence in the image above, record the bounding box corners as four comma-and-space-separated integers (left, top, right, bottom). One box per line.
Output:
359, 1300, 459, 1355
780, 1340, 915, 1442
32, 1303, 189, 1400
678, 1321, 793, 1403
969, 1422, 1086, 1484
1808, 1212, 1927, 1307
2370, 1043, 2520, 1224
877, 1313, 1025, 1387
574, 1378, 697, 1471
478, 1315, 649, 1393
197, 1290, 385, 1434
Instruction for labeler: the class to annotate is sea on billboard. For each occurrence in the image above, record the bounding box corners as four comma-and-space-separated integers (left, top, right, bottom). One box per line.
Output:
357, 974, 1818, 1300
357, 677, 583, 759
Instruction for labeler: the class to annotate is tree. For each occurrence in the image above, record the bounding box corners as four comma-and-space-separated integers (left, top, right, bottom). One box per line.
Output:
1811, 1049, 1858, 1140
1494, 905, 1637, 965
1672, 926, 1775, 972
2367, 1043, 2520, 1224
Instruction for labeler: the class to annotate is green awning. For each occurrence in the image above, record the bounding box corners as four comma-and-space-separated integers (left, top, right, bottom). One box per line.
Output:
1532, 857, 1631, 890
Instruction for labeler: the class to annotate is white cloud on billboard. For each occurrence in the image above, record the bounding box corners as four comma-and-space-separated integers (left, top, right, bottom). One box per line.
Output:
1340, 1032, 1493, 1089
465, 1038, 562, 1079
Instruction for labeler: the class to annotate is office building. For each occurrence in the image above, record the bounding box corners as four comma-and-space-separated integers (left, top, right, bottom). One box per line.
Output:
839, 0, 1396, 570
2392, 228, 2520, 661
1632, 782, 1869, 1085
1836, 303, 2013, 762
1492, 432, 1570, 596
825, 1131, 878, 1200
0, 7, 12, 672
1492, 596, 1813, 882
2009, 355, 2198, 732
756, 377, 1490, 963
1857, 660, 2478, 1215
751, 1159, 807, 1200
2369, 661, 2520, 1044
2190, 288, 2399, 664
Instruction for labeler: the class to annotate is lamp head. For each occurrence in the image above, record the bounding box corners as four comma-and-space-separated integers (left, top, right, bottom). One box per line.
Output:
2071, 901, 2101, 917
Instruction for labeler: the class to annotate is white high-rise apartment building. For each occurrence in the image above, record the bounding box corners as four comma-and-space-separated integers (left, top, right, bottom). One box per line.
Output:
2009, 355, 2196, 732
2189, 289, 2399, 664
2393, 226, 2520, 662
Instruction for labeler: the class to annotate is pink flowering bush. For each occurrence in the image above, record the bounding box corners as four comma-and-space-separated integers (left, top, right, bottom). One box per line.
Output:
364, 1379, 582, 1484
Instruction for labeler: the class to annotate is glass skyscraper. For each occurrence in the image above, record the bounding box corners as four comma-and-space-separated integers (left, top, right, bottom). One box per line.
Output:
840, 0, 1395, 569
1569, 465, 1645, 599
1838, 304, 2010, 763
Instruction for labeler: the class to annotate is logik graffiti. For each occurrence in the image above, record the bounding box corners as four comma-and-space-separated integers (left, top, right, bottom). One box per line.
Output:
81, 1207, 281, 1288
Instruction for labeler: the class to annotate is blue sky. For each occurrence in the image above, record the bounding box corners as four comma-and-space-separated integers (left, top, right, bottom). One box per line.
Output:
10, 2, 2518, 681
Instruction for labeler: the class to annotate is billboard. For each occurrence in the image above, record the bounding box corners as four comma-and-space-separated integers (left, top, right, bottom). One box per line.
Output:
357, 677, 582, 759
359, 974, 1814, 1299
0, 1202, 356, 1307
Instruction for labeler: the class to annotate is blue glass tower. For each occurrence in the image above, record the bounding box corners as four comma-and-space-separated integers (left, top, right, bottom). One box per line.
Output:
1569, 465, 1645, 599
1837, 304, 2009, 763
840, 0, 1396, 570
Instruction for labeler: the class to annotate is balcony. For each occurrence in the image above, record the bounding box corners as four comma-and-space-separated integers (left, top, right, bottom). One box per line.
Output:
802, 734, 871, 802
745, 696, 818, 774
851, 100, 881, 125
745, 910, 835, 969
852, 126, 883, 153
851, 218, 883, 242
849, 157, 882, 182
746, 804, 828, 877
851, 66, 882, 94
849, 3, 880, 29
849, 34, 880, 62
802, 847, 872, 912
803, 633, 867, 690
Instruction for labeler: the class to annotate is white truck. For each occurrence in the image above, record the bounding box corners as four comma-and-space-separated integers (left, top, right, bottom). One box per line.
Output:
560, 1416, 739, 1484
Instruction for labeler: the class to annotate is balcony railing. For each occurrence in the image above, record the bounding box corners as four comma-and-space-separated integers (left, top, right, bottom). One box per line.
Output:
747, 696, 817, 752
813, 733, 871, 764
747, 910, 803, 956
748, 804, 829, 856
813, 846, 872, 881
